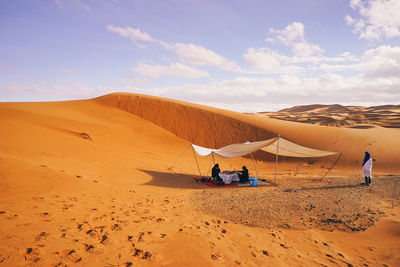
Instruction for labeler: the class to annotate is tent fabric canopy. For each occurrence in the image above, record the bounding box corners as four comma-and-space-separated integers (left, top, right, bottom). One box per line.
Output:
192, 137, 337, 158
261, 137, 338, 157
192, 139, 276, 158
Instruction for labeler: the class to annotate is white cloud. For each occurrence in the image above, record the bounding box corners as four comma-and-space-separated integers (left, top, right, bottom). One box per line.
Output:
345, 14, 356, 25
246, 22, 362, 74
127, 46, 400, 111
106, 25, 242, 73
269, 22, 305, 45
347, 0, 400, 40
131, 62, 210, 79
267, 22, 324, 57
361, 45, 400, 78
172, 43, 243, 72
106, 25, 156, 44
244, 48, 303, 73
292, 42, 324, 57
127, 70, 399, 112
244, 46, 358, 74
3, 45, 399, 111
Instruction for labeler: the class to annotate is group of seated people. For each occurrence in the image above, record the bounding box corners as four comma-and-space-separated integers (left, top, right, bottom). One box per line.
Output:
211, 163, 249, 184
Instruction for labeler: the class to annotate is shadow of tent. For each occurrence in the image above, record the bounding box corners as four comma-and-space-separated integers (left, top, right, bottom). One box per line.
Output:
295, 183, 365, 191
138, 169, 274, 189
138, 169, 211, 189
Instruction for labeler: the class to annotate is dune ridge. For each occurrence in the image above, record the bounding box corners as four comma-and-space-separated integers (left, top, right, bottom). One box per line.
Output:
96, 93, 400, 173
95, 93, 277, 148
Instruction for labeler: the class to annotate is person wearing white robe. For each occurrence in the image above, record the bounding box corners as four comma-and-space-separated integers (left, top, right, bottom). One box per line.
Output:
362, 151, 373, 185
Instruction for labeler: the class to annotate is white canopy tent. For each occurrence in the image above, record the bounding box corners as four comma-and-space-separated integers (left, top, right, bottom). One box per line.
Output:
191, 136, 338, 184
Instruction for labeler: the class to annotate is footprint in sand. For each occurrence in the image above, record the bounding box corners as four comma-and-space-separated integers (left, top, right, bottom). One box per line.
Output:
137, 232, 145, 242
77, 223, 84, 231
111, 223, 122, 231
280, 243, 289, 249
34, 232, 48, 242
85, 229, 98, 238
82, 243, 98, 254
210, 254, 218, 260
62, 204, 74, 211
24, 247, 40, 264
132, 248, 152, 261
99, 233, 108, 244
54, 249, 82, 264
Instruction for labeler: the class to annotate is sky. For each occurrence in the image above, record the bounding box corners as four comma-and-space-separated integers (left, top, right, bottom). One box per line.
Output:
0, 0, 400, 112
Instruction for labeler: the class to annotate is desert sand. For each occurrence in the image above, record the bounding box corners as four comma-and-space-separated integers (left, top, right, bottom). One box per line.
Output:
0, 92, 399, 266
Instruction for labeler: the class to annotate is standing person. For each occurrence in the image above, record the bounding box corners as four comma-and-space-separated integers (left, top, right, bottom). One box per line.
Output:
362, 151, 373, 186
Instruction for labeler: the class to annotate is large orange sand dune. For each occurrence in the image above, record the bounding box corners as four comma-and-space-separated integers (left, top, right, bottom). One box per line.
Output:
0, 93, 399, 266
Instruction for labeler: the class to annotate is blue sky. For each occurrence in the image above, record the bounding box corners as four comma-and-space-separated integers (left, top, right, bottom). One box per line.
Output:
1, 0, 399, 111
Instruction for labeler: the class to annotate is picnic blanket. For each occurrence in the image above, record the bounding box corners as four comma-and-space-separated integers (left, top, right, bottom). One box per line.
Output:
193, 177, 238, 187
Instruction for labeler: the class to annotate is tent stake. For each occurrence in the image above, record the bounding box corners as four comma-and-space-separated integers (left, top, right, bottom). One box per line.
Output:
274, 135, 280, 184
191, 145, 202, 177
250, 153, 259, 180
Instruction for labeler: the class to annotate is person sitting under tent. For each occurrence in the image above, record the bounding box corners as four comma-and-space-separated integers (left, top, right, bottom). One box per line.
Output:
211, 163, 223, 184
238, 166, 249, 183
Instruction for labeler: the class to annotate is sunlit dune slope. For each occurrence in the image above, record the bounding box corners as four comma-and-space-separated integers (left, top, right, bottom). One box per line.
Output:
96, 93, 400, 173
0, 99, 191, 196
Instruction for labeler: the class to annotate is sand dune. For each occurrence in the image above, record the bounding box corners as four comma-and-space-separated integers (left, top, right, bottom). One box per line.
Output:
258, 103, 400, 128
0, 93, 399, 266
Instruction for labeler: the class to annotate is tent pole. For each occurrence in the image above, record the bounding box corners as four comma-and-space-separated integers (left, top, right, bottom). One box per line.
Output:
250, 153, 259, 179
211, 152, 215, 165
274, 135, 280, 184
191, 145, 202, 177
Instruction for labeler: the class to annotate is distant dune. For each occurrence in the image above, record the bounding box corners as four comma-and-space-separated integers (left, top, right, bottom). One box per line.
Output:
0, 93, 399, 266
257, 103, 400, 128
